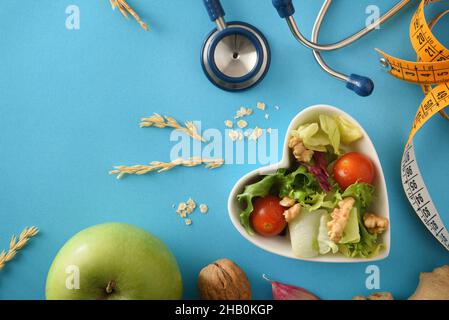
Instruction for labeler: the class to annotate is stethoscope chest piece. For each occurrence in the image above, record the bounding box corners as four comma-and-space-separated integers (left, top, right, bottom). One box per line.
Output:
201, 1, 270, 91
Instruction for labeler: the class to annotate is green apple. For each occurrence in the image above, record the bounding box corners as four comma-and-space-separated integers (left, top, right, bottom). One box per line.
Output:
46, 223, 182, 300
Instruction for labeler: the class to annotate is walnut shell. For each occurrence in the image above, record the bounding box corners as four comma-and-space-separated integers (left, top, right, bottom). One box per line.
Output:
198, 258, 251, 300
409, 265, 449, 300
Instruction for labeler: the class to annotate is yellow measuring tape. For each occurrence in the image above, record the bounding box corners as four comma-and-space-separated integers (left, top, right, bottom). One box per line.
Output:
377, 0, 449, 250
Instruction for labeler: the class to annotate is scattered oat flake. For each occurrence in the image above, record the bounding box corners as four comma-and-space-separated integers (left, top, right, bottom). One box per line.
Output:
235, 107, 253, 119
199, 204, 208, 214
228, 130, 238, 141
224, 120, 233, 128
175, 198, 206, 225
237, 120, 248, 129
228, 130, 242, 141
187, 198, 196, 209
248, 127, 263, 141
177, 202, 187, 213
274, 105, 280, 110
257, 102, 266, 110
264, 113, 269, 120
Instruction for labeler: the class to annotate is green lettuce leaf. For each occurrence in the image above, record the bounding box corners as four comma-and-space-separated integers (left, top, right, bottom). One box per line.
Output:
338, 220, 382, 258
292, 123, 319, 140
335, 116, 363, 144
304, 193, 333, 211
236, 174, 280, 235
319, 114, 341, 154
339, 207, 360, 244
237, 166, 319, 235
287, 175, 343, 212
318, 213, 339, 255
291, 123, 330, 152
339, 183, 381, 258
342, 183, 375, 208
289, 208, 325, 258
304, 131, 331, 152
279, 166, 320, 206
290, 114, 363, 156
282, 168, 343, 212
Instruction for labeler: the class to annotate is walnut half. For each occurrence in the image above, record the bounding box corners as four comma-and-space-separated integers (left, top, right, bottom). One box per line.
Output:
363, 213, 389, 235
198, 259, 251, 300
279, 196, 296, 208
288, 136, 314, 163
327, 197, 355, 243
283, 203, 301, 223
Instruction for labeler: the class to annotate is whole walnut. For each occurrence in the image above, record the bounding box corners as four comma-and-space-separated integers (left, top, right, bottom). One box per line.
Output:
409, 265, 449, 300
198, 258, 252, 300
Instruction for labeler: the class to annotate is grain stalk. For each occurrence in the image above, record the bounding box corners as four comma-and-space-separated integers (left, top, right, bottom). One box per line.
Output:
110, 157, 224, 179
110, 0, 149, 31
0, 227, 39, 270
140, 113, 205, 142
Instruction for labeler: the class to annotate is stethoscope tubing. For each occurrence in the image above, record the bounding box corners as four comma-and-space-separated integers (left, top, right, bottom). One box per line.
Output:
310, 0, 413, 83
287, 0, 413, 52
271, 0, 412, 96
311, 0, 348, 82
297, 0, 413, 83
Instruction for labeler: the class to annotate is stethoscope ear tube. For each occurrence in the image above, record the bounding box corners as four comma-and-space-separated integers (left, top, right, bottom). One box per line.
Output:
272, 0, 295, 18
271, 0, 410, 97
203, 0, 225, 22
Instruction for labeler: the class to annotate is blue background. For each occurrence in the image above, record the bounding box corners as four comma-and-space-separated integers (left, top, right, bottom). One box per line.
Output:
0, 0, 448, 300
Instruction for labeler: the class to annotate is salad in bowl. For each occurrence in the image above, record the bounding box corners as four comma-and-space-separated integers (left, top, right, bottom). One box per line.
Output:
228, 105, 390, 262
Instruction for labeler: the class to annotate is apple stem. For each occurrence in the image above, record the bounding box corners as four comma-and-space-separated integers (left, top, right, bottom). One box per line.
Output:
105, 280, 116, 294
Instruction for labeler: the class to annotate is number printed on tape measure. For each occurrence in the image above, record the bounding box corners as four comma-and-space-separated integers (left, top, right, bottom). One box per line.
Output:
377, 51, 449, 84
377, 1, 449, 84
402, 142, 449, 250
410, 83, 449, 140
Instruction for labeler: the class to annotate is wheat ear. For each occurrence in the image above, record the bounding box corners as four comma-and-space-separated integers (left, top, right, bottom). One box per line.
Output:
110, 0, 149, 31
0, 226, 39, 270
140, 113, 206, 142
110, 157, 224, 179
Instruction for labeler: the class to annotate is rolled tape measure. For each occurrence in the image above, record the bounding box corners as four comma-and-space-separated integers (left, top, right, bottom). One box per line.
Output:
377, 0, 449, 250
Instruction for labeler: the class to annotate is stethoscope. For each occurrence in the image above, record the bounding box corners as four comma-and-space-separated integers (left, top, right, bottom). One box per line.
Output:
201, 0, 413, 96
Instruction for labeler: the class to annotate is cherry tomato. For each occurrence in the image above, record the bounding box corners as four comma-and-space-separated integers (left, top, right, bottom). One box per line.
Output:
251, 195, 287, 237
333, 152, 375, 190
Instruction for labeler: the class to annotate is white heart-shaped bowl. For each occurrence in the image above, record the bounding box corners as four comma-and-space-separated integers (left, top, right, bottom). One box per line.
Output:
228, 105, 390, 263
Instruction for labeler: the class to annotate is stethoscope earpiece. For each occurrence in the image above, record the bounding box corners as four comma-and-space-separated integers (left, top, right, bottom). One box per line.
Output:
346, 74, 375, 97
